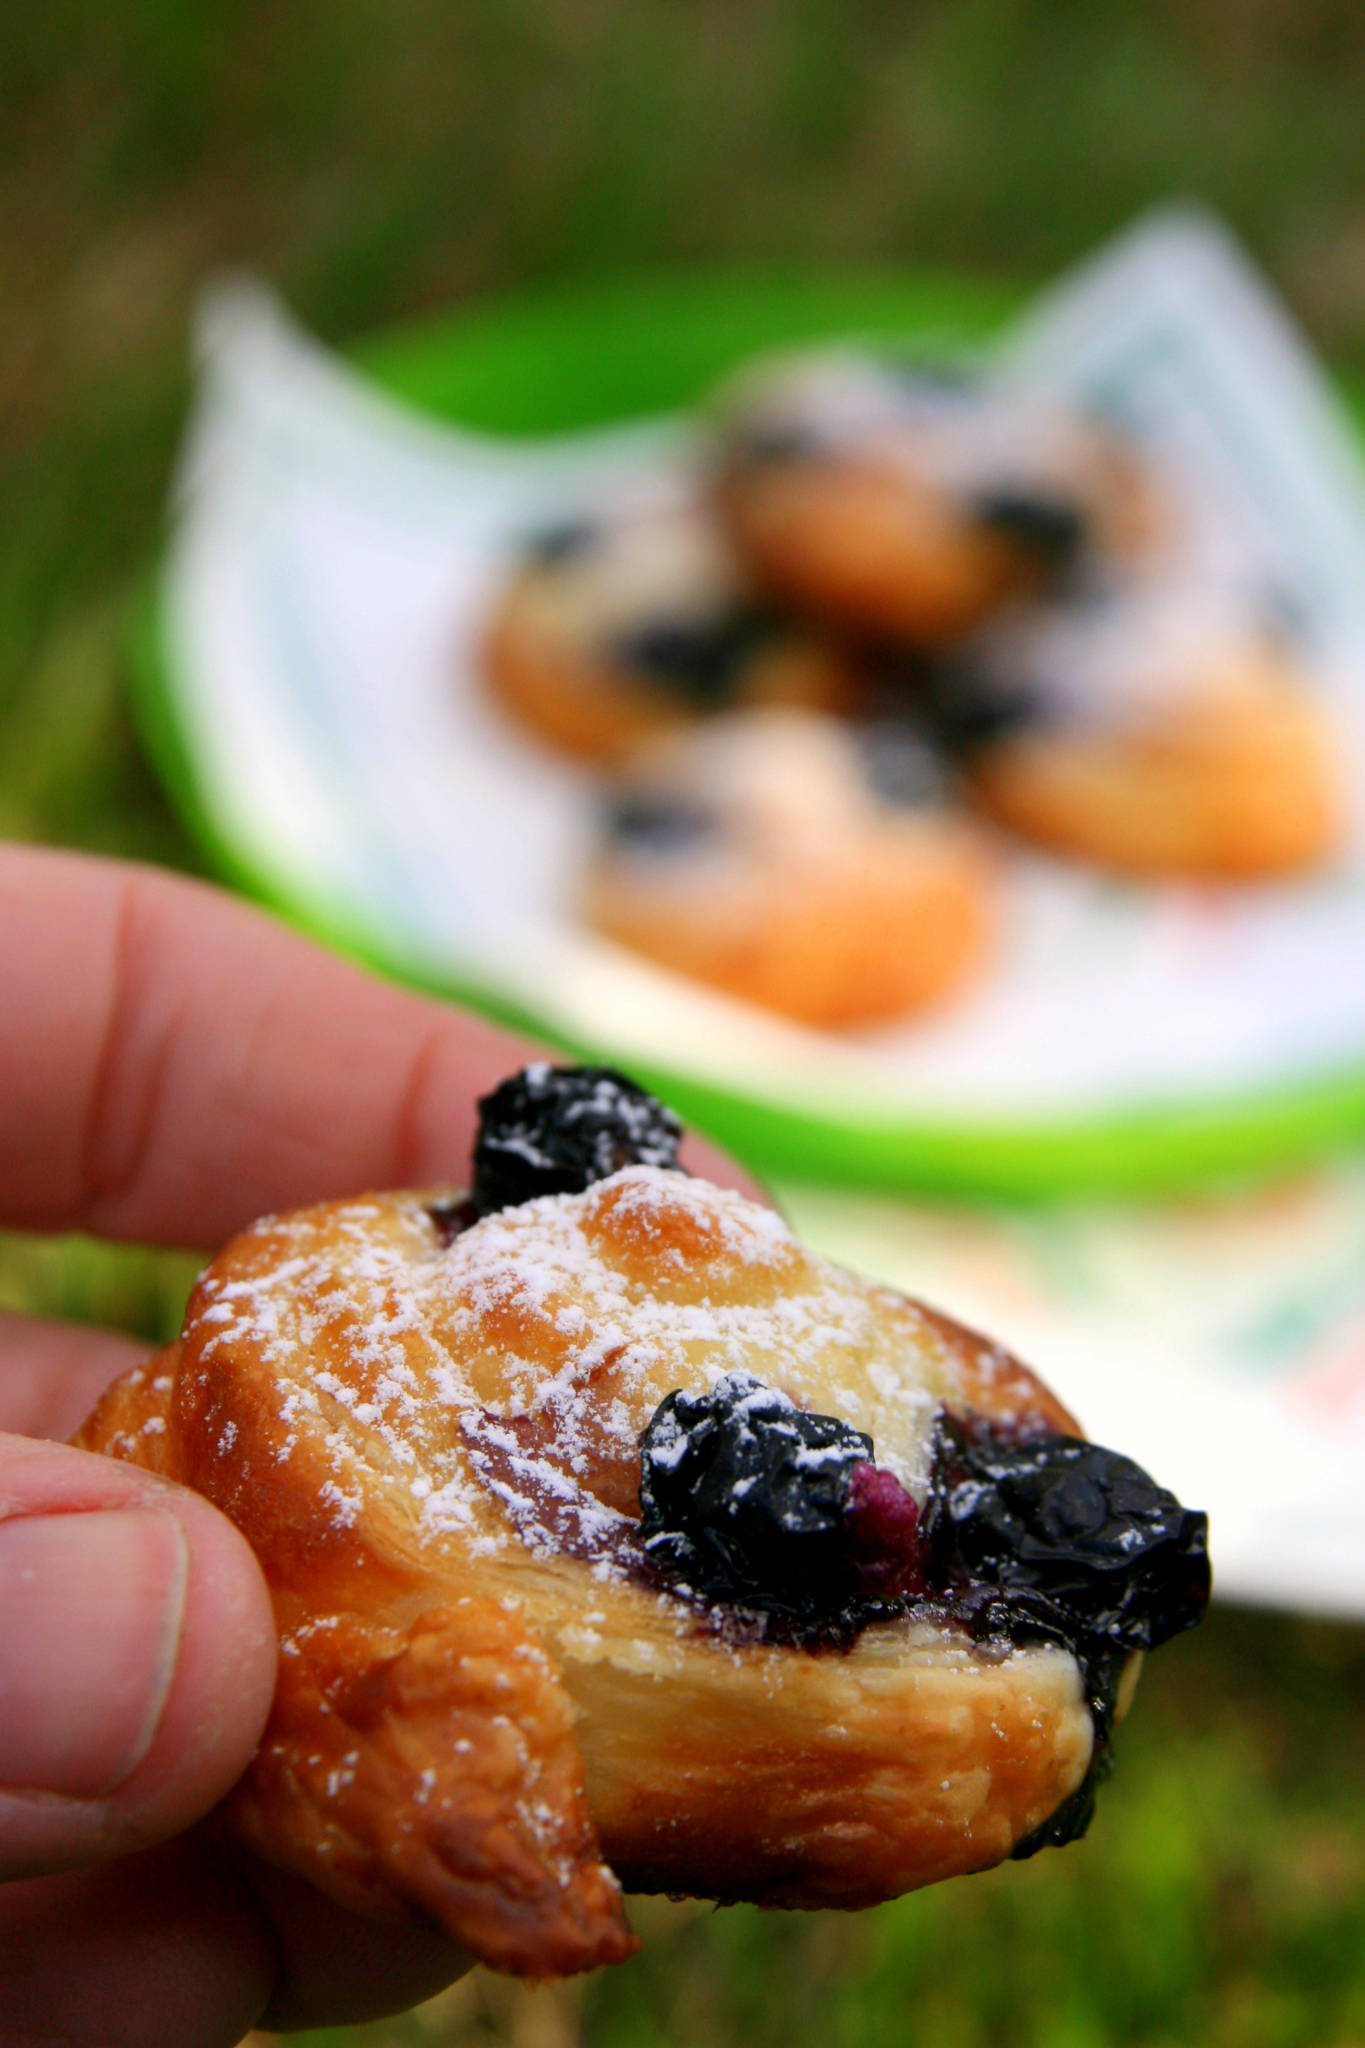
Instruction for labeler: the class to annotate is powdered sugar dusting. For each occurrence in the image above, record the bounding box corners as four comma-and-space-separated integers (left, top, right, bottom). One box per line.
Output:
180, 1169, 958, 1572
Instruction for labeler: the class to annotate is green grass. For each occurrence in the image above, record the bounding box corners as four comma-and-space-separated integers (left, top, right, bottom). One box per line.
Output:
5, 4, 1365, 2043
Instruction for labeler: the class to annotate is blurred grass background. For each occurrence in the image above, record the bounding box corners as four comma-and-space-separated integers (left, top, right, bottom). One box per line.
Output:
5, 3, 1365, 2042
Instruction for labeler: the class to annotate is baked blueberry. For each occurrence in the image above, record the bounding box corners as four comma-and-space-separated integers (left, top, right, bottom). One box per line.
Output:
933, 1413, 1209, 1851
712, 348, 1163, 642
970, 487, 1087, 564
639, 1371, 874, 1624
1259, 581, 1310, 649
425, 1194, 476, 1247
727, 422, 827, 467
472, 1063, 683, 1216
604, 791, 719, 856
484, 497, 855, 764
922, 656, 1046, 759
925, 1414, 1211, 1654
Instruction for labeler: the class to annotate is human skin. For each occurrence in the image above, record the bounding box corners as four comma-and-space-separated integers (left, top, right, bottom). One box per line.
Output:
0, 842, 759, 2044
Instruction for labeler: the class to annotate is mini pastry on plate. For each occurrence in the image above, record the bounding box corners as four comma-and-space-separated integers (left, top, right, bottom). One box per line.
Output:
583, 707, 996, 1028
77, 1065, 1209, 1979
482, 495, 855, 764
920, 578, 1343, 877
711, 350, 1160, 644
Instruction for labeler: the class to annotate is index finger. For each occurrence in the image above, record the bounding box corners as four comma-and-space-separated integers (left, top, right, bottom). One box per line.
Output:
0, 844, 762, 1247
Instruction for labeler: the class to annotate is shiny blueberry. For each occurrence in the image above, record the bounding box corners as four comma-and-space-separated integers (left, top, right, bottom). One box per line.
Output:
639, 1372, 874, 1623
923, 1414, 1208, 1855
970, 487, 1087, 563
922, 657, 1045, 758
611, 607, 771, 708
471, 1064, 683, 1217
925, 1415, 1211, 1654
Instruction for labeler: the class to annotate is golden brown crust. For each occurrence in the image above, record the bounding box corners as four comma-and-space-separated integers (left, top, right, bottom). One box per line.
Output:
480, 501, 857, 768
77, 1346, 182, 1479
77, 1169, 1097, 1975
230, 1601, 634, 1976
574, 1619, 1089, 1906
711, 359, 1160, 645
972, 663, 1341, 877
484, 602, 692, 765
587, 815, 993, 1027
485, 599, 854, 767
584, 710, 997, 1028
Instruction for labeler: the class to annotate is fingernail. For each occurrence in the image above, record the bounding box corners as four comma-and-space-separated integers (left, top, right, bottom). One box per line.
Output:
0, 1507, 188, 1798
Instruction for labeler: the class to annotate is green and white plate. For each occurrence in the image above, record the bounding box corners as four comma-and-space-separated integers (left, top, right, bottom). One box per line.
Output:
136, 215, 1365, 1199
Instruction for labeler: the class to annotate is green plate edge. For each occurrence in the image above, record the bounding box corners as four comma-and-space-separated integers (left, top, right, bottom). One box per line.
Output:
128, 266, 1365, 1200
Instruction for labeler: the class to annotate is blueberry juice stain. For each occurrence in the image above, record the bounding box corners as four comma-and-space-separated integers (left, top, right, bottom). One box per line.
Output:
637, 1372, 1210, 1854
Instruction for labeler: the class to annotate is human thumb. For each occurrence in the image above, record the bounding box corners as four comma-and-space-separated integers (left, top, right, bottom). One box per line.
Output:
0, 1435, 275, 1878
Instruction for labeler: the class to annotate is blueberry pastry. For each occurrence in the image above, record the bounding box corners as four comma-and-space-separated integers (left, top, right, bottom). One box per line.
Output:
584, 707, 996, 1028
76, 1067, 1209, 1978
923, 578, 1342, 877
482, 496, 855, 764
711, 350, 1160, 643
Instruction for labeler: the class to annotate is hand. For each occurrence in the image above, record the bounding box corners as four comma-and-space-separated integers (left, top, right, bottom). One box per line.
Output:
0, 842, 761, 2044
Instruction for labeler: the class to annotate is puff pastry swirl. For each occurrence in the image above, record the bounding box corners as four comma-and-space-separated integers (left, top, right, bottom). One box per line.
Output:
76, 1076, 1204, 1978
